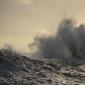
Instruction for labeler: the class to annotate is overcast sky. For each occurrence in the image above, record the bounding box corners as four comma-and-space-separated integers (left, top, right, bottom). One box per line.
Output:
0, 0, 85, 52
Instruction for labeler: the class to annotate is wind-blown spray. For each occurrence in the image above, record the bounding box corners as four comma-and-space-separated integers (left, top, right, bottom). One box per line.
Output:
29, 18, 85, 66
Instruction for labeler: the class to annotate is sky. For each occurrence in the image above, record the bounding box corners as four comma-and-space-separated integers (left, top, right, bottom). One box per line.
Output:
0, 0, 85, 53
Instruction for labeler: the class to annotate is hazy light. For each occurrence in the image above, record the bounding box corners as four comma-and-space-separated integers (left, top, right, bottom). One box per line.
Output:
17, 0, 33, 5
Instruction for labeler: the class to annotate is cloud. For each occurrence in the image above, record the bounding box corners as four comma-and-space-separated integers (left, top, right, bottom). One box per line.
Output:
17, 0, 33, 5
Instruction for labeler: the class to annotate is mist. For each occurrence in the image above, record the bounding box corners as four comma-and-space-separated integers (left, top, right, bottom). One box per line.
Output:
29, 18, 85, 66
